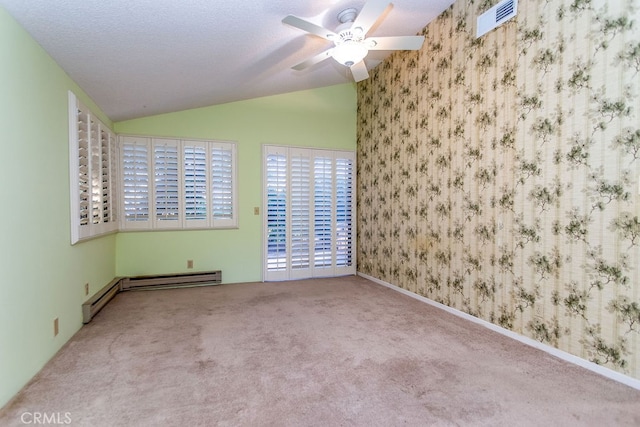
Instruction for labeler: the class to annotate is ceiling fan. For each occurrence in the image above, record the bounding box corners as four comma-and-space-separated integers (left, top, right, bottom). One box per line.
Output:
282, 0, 425, 82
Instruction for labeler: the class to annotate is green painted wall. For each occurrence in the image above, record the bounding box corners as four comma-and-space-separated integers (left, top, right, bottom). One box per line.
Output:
0, 5, 355, 409
0, 8, 116, 408
114, 84, 357, 283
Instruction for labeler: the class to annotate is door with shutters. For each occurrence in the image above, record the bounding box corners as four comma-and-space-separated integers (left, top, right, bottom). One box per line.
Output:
263, 145, 355, 281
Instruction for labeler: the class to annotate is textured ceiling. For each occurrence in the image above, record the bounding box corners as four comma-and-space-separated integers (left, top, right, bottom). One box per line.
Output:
1, 0, 455, 121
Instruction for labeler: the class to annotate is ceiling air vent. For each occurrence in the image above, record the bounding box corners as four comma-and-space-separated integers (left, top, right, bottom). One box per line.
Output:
476, 0, 518, 38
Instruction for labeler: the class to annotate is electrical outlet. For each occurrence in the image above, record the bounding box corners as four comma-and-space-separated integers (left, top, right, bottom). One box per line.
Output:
187, 260, 193, 269
84, 283, 89, 296
254, 207, 260, 215
53, 318, 59, 337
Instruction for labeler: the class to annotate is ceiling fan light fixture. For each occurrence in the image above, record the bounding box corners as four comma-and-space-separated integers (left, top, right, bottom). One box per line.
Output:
331, 41, 368, 66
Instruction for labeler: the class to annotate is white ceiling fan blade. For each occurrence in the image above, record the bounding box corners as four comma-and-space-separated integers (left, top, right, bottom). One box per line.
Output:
282, 15, 338, 41
367, 36, 426, 51
292, 49, 334, 71
352, 0, 391, 35
350, 60, 369, 82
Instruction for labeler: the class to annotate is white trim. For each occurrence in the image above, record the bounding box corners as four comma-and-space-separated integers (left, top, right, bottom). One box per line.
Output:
118, 135, 238, 232
68, 91, 81, 244
69, 91, 119, 244
262, 145, 356, 281
357, 271, 640, 391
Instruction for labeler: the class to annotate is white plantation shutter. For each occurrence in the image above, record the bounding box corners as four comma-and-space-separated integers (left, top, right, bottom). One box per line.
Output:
69, 92, 119, 243
70, 94, 237, 239
265, 148, 289, 280
107, 129, 119, 226
263, 145, 355, 281
211, 143, 236, 227
153, 139, 180, 227
290, 149, 312, 278
119, 136, 237, 231
183, 141, 208, 228
89, 117, 102, 226
92, 124, 118, 235
77, 107, 90, 234
335, 155, 354, 273
313, 154, 334, 275
121, 137, 151, 229
100, 128, 110, 224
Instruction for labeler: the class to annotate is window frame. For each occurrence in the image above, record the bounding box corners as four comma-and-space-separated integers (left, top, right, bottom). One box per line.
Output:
262, 145, 356, 281
68, 92, 119, 244
119, 135, 238, 232
69, 90, 238, 244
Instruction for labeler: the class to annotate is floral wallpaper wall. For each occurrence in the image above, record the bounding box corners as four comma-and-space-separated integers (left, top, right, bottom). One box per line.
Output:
357, 0, 640, 379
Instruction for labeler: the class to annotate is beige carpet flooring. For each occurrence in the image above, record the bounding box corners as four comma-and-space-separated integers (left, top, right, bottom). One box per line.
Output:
1, 275, 640, 426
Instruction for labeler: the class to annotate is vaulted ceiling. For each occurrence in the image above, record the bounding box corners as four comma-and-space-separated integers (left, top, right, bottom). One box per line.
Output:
1, 0, 454, 121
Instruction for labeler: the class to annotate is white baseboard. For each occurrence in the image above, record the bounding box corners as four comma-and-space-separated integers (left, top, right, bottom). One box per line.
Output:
357, 271, 640, 391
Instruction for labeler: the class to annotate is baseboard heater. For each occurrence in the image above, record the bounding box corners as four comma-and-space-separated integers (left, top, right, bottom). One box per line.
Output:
82, 277, 123, 325
121, 270, 222, 291
82, 270, 222, 324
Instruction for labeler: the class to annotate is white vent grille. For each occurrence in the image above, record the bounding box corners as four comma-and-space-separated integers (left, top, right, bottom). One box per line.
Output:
496, 0, 515, 21
477, 0, 518, 38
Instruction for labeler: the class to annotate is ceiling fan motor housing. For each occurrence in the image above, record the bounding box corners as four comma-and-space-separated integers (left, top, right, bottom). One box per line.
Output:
331, 10, 368, 67
336, 28, 364, 43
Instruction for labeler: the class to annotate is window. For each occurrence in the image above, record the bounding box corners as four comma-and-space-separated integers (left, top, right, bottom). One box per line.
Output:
263, 145, 355, 281
69, 93, 237, 242
120, 136, 237, 231
121, 136, 151, 228
69, 92, 119, 244
154, 139, 180, 226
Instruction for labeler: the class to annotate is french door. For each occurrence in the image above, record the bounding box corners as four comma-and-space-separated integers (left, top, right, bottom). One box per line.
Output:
263, 145, 356, 281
